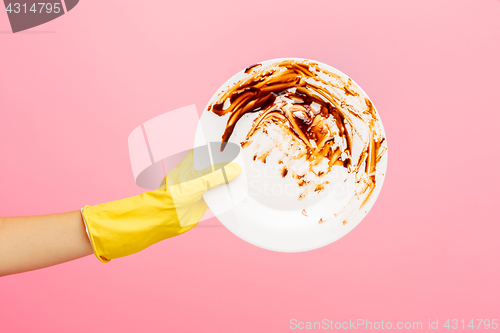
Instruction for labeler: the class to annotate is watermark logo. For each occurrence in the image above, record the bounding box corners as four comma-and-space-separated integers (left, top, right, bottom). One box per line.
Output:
3, 0, 79, 33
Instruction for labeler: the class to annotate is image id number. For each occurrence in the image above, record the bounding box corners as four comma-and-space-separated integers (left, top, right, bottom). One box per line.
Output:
6, 3, 62, 14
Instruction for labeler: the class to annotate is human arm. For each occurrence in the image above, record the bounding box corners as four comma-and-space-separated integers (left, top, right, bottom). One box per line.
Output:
0, 211, 93, 277
0, 151, 241, 275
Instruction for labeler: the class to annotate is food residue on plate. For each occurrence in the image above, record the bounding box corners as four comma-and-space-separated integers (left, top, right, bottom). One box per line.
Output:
208, 59, 387, 223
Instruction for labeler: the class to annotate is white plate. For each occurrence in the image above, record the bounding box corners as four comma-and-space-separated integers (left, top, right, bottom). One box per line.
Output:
194, 58, 388, 252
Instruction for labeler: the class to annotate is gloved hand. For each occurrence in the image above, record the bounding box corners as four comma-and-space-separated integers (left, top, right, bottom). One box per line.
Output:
81, 150, 241, 263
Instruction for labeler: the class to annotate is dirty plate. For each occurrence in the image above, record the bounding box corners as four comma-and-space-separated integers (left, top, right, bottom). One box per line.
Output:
194, 58, 388, 252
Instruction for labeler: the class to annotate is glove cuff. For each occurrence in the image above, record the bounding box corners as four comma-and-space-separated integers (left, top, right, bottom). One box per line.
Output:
81, 205, 111, 263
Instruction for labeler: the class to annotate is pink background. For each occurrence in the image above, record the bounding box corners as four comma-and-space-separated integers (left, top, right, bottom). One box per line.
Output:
1, 0, 499, 332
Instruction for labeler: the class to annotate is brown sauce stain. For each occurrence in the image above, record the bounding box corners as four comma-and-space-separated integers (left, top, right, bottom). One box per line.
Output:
208, 59, 386, 219
244, 63, 262, 73
281, 167, 288, 178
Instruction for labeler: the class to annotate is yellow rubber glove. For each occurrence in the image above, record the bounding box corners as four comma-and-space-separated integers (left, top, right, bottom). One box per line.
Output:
81, 150, 241, 263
